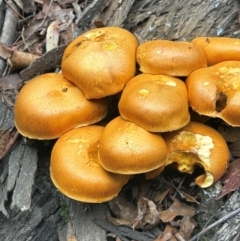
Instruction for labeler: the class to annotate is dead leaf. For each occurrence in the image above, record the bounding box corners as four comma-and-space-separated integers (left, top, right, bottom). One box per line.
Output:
53, 9, 75, 32
132, 197, 160, 229
0, 42, 13, 59
154, 189, 171, 203
178, 188, 200, 204
0, 73, 23, 91
0, 73, 23, 109
36, 0, 61, 19
216, 158, 240, 200
22, 0, 36, 13
155, 224, 177, 241
9, 50, 40, 71
178, 216, 197, 240
159, 199, 195, 223
0, 127, 19, 160
46, 20, 60, 52
108, 196, 137, 222
107, 196, 137, 227
106, 215, 133, 227
142, 197, 160, 228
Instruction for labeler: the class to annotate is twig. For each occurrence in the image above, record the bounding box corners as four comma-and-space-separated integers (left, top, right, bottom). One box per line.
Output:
4, 0, 24, 19
19, 0, 54, 48
189, 207, 240, 241
172, 175, 186, 200
196, 212, 217, 241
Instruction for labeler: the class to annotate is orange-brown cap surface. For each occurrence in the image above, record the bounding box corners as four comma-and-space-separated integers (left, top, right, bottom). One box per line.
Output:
136, 40, 207, 76
163, 121, 230, 188
61, 27, 138, 99
191, 37, 240, 66
186, 61, 240, 126
98, 116, 167, 174
14, 73, 108, 139
50, 125, 131, 203
118, 74, 190, 132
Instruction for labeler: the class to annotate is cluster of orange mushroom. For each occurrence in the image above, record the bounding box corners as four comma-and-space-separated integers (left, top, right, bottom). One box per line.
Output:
14, 26, 240, 203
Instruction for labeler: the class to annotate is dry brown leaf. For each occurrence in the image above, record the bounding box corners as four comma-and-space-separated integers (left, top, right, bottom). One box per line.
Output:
36, 0, 61, 19
0, 43, 13, 59
178, 216, 197, 240
0, 73, 23, 108
108, 196, 137, 221
132, 197, 160, 229
159, 199, 195, 223
106, 215, 133, 227
155, 224, 177, 241
22, 0, 36, 13
178, 188, 200, 204
0, 73, 23, 92
22, 19, 49, 39
9, 50, 40, 71
154, 188, 171, 203
141, 197, 160, 228
0, 127, 19, 160
54, 9, 75, 32
216, 158, 240, 200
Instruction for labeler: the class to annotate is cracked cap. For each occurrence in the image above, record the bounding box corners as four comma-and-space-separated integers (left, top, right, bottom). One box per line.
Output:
162, 121, 230, 188
186, 61, 240, 126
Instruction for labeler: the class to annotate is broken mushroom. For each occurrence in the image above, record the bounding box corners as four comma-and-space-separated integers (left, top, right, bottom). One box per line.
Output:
136, 40, 207, 76
61, 26, 139, 99
186, 61, 240, 126
162, 121, 230, 188
50, 125, 131, 203
118, 74, 190, 132
14, 73, 108, 139
98, 116, 167, 175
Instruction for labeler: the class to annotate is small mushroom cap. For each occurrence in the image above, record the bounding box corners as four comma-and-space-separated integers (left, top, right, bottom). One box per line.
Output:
144, 165, 165, 180
61, 27, 138, 99
186, 61, 240, 126
163, 121, 230, 188
118, 74, 190, 132
136, 40, 207, 76
50, 125, 131, 203
191, 37, 240, 66
98, 116, 167, 175
14, 73, 108, 140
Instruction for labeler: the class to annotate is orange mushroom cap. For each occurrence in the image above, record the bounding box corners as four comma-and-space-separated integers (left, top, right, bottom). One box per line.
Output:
50, 125, 131, 203
61, 27, 139, 99
98, 116, 167, 175
186, 61, 240, 126
14, 73, 108, 139
162, 121, 230, 188
136, 40, 207, 76
118, 74, 190, 132
191, 37, 240, 66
